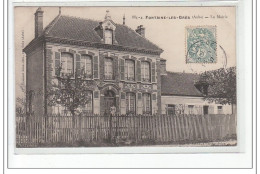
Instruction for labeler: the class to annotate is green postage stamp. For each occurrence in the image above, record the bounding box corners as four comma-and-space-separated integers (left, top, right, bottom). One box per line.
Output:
186, 26, 217, 63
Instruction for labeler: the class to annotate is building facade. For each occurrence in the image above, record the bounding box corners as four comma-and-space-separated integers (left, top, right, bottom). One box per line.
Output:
24, 8, 163, 116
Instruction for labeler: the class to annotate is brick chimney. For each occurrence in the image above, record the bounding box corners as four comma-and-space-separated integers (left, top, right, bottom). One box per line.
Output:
34, 7, 44, 38
135, 25, 145, 37
160, 58, 167, 75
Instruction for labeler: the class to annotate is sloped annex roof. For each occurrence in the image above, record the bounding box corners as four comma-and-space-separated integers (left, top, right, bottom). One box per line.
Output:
26, 15, 163, 54
161, 71, 203, 97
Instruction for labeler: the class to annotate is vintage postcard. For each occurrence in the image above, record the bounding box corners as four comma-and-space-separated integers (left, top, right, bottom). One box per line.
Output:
15, 6, 237, 149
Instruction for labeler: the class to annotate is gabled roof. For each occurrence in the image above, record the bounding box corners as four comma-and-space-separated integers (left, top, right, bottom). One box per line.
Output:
25, 15, 163, 54
161, 71, 203, 97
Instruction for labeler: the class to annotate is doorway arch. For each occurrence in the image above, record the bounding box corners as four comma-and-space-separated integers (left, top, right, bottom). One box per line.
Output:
100, 85, 119, 115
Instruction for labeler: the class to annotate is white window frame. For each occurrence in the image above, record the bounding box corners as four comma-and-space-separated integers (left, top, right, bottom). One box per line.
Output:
167, 104, 175, 115
142, 93, 151, 114
126, 92, 136, 114
60, 52, 74, 76
188, 105, 194, 115
141, 61, 151, 82
104, 29, 113, 44
82, 91, 93, 114
217, 105, 223, 114
104, 58, 114, 80
125, 59, 135, 81
80, 55, 93, 79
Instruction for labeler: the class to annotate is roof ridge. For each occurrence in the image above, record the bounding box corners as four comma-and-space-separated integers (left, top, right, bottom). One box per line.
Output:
59, 14, 102, 23
44, 14, 62, 35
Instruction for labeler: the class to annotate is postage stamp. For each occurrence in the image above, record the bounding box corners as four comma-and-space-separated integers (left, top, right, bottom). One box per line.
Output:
186, 26, 217, 63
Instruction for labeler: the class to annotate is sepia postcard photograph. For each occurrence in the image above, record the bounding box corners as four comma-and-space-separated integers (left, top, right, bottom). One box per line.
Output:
14, 6, 237, 149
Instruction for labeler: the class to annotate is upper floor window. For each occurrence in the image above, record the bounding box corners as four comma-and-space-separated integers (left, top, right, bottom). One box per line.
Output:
141, 61, 150, 82
80, 55, 92, 79
142, 93, 151, 114
125, 59, 135, 81
126, 92, 136, 115
61, 53, 73, 76
104, 58, 114, 80
104, 29, 113, 44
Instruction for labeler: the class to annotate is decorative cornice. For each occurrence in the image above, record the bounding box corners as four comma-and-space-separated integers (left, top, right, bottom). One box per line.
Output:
23, 35, 163, 56
45, 36, 162, 55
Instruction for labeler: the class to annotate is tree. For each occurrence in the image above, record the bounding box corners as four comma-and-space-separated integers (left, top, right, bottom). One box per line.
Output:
46, 71, 93, 117
200, 67, 236, 113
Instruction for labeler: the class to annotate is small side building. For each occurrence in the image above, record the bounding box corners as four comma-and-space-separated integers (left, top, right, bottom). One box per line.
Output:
160, 59, 233, 115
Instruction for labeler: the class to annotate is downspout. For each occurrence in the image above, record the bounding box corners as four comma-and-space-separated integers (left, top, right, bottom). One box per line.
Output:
43, 41, 47, 115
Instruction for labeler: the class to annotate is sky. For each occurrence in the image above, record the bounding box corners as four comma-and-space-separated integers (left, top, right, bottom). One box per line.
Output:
14, 6, 236, 97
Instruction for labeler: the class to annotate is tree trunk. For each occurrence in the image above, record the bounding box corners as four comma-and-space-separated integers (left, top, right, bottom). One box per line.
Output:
231, 103, 233, 115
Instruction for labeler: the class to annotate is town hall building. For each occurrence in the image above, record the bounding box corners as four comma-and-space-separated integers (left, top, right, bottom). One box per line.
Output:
23, 8, 232, 116
24, 8, 163, 116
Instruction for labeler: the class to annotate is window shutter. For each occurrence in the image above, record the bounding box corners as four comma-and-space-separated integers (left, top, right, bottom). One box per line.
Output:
75, 54, 81, 77
113, 58, 117, 80
94, 91, 99, 98
93, 56, 99, 79
137, 92, 143, 114
55, 52, 61, 76
136, 60, 141, 82
152, 93, 156, 100
121, 92, 126, 99
120, 58, 125, 81
151, 62, 156, 83
120, 92, 126, 114
138, 92, 142, 100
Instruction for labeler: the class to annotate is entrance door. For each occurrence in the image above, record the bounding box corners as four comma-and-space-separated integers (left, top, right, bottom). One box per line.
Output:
104, 90, 116, 115
203, 105, 209, 115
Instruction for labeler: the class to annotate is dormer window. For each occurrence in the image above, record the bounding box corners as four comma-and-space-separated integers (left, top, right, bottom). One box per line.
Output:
104, 29, 113, 44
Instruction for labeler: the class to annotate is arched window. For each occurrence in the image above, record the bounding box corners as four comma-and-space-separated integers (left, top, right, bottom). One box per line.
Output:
104, 29, 113, 44
141, 61, 150, 82
80, 55, 92, 79
126, 92, 136, 115
104, 58, 114, 80
142, 93, 151, 114
125, 59, 135, 81
61, 52, 73, 76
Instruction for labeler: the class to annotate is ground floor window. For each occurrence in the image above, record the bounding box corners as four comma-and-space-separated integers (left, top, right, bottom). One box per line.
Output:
126, 92, 135, 114
142, 93, 151, 114
188, 105, 194, 114
203, 105, 209, 115
217, 106, 223, 114
167, 104, 175, 115
126, 92, 136, 115
81, 91, 93, 114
